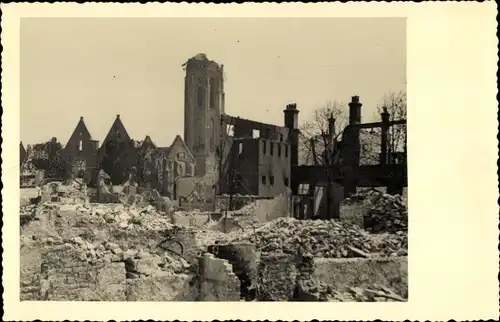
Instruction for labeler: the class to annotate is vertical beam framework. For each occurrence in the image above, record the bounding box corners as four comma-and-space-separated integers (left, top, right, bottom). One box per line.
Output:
380, 108, 390, 166
283, 103, 300, 194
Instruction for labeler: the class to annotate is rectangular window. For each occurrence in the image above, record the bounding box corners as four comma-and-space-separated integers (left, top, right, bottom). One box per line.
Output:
270, 175, 275, 186
284, 177, 289, 187
278, 144, 281, 157
285, 145, 289, 158
252, 129, 260, 139
270, 142, 274, 156
238, 142, 243, 154
261, 175, 266, 185
78, 140, 83, 152
280, 134, 284, 142
262, 141, 266, 155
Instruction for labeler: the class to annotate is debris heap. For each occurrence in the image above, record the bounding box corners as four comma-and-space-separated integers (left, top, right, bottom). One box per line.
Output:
295, 279, 405, 302
362, 193, 408, 234
232, 217, 407, 258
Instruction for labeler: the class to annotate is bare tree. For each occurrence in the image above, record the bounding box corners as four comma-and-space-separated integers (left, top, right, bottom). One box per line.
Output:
299, 92, 408, 216
299, 100, 347, 220
359, 90, 407, 166
378, 90, 407, 158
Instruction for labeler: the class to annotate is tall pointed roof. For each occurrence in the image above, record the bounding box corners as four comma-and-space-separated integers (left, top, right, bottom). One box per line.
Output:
65, 116, 93, 147
101, 114, 132, 147
166, 135, 195, 160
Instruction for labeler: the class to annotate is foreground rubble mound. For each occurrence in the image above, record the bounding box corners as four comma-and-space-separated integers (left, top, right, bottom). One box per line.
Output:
295, 279, 405, 302
344, 190, 408, 233
62, 237, 192, 276
233, 217, 407, 258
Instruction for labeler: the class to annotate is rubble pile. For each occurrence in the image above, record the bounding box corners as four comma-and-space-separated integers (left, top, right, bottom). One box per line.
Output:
90, 203, 175, 231
363, 193, 408, 234
295, 279, 405, 302
342, 189, 408, 234
233, 217, 406, 258
20, 204, 39, 227
119, 189, 177, 214
50, 236, 192, 276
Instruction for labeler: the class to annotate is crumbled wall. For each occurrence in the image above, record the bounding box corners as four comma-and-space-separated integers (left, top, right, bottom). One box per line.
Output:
227, 190, 292, 223
22, 242, 240, 301
254, 251, 408, 301
198, 253, 241, 301
25, 244, 127, 301
207, 243, 258, 300
312, 257, 408, 298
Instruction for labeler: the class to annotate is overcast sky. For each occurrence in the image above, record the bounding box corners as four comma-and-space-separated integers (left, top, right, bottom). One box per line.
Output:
21, 17, 406, 147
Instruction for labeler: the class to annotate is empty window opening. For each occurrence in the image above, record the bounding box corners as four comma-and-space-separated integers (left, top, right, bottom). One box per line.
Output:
261, 175, 266, 185
284, 177, 289, 187
262, 141, 267, 154
197, 86, 204, 107
238, 142, 243, 154
78, 140, 83, 152
285, 145, 289, 158
209, 78, 217, 109
270, 142, 274, 156
278, 144, 282, 157
226, 124, 235, 136
252, 129, 260, 139
269, 175, 275, 186
280, 134, 284, 142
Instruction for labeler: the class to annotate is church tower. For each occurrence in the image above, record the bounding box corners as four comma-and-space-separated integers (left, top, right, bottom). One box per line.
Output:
183, 53, 225, 176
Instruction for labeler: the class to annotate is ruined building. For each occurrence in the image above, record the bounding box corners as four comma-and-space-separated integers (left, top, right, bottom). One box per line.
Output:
181, 53, 300, 199
99, 115, 138, 185
183, 53, 225, 177
61, 117, 100, 184
136, 134, 196, 198
217, 104, 299, 198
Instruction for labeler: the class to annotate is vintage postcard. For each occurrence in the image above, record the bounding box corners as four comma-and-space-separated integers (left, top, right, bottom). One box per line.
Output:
2, 2, 498, 321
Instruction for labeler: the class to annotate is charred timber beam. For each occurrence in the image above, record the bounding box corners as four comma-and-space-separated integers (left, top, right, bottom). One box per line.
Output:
347, 119, 406, 129
292, 164, 407, 187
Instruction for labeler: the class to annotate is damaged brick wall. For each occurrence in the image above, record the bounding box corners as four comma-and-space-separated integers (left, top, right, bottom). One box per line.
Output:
22, 243, 241, 301
207, 243, 258, 301
255, 251, 408, 301
32, 244, 126, 301
198, 253, 241, 301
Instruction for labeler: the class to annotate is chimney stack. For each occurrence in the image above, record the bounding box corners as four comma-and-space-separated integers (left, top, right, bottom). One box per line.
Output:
328, 114, 336, 138
348, 96, 362, 125
283, 103, 300, 194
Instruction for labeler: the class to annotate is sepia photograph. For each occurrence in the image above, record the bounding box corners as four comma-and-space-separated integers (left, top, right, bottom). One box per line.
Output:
18, 17, 409, 302
2, 2, 498, 321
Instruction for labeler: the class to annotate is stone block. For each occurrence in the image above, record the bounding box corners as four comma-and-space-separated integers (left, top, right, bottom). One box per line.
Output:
97, 262, 126, 286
